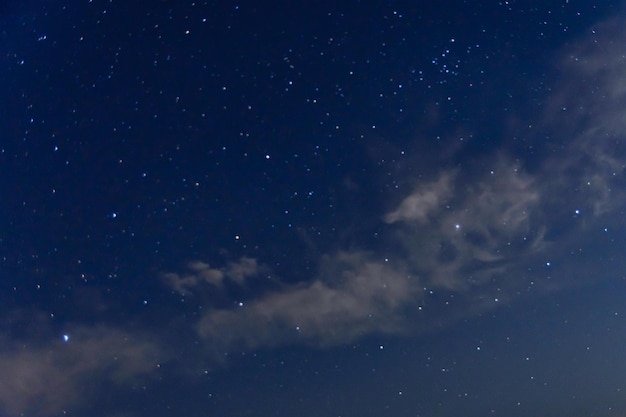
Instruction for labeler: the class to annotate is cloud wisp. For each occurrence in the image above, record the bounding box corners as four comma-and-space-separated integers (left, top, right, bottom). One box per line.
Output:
195, 252, 419, 350
162, 256, 266, 296
0, 325, 162, 416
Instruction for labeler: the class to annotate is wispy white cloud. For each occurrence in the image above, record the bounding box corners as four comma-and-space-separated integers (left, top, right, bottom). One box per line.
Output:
0, 325, 162, 417
162, 256, 264, 296
388, 156, 545, 291
196, 251, 419, 350
538, 17, 626, 217
384, 171, 455, 224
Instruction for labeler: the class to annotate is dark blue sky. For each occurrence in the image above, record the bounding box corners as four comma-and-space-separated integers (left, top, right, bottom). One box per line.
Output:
2, 1, 626, 416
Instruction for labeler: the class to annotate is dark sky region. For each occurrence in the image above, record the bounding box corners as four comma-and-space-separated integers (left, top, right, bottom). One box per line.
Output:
2, 1, 626, 416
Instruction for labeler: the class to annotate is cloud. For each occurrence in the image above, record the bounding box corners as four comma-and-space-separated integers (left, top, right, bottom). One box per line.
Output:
0, 325, 162, 417
162, 261, 224, 295
195, 251, 419, 350
225, 256, 264, 285
538, 17, 626, 217
162, 256, 264, 296
387, 156, 545, 291
175, 158, 549, 354
384, 171, 455, 224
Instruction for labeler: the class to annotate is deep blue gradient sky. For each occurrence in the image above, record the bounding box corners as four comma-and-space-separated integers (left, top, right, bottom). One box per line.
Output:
2, 1, 626, 416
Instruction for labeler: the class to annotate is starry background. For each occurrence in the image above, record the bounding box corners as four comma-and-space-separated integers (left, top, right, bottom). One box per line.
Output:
2, 1, 626, 416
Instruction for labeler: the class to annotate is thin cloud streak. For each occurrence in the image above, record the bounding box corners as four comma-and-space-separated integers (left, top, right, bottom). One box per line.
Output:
162, 256, 266, 296
388, 156, 545, 292
0, 326, 162, 417
384, 171, 455, 224
196, 251, 419, 350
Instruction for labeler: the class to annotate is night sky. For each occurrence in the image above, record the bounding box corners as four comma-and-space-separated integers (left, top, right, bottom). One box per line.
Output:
2, 1, 626, 416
